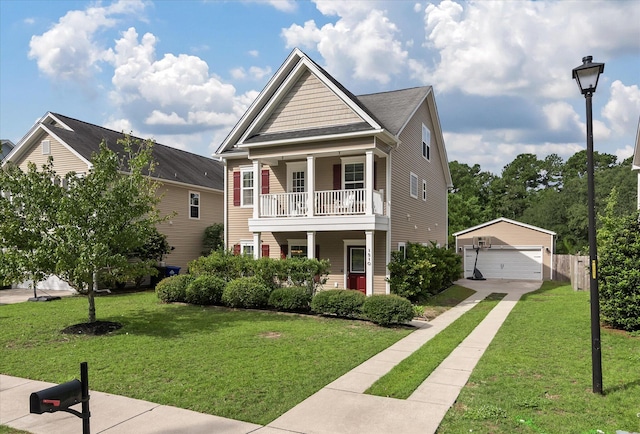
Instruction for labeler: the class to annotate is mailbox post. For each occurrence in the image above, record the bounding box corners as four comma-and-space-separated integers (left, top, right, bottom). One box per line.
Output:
30, 362, 91, 434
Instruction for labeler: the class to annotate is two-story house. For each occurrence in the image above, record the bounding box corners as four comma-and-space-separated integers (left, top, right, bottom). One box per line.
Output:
216, 49, 452, 295
634, 118, 640, 210
3, 112, 224, 288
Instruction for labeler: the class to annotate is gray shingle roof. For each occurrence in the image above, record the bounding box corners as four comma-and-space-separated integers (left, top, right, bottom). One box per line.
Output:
356, 86, 431, 136
50, 114, 223, 191
245, 122, 372, 144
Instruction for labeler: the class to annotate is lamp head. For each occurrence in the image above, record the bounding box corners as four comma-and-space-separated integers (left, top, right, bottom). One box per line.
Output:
572, 56, 605, 96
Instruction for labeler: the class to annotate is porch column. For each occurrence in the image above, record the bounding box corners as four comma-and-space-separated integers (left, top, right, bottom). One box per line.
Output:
365, 150, 374, 215
365, 230, 374, 296
253, 232, 261, 259
307, 231, 315, 259
307, 155, 315, 217
252, 159, 261, 219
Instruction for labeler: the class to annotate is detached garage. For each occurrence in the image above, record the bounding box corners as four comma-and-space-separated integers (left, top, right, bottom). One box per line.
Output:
453, 218, 556, 280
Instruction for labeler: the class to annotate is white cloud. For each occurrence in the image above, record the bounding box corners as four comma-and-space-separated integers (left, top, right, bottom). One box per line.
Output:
282, 3, 408, 84
614, 145, 634, 163
602, 80, 640, 136
267, 0, 297, 13
543, 102, 581, 132
230, 67, 247, 80
28, 0, 145, 81
412, 0, 640, 98
24, 18, 35, 25
229, 65, 272, 81
248, 50, 259, 57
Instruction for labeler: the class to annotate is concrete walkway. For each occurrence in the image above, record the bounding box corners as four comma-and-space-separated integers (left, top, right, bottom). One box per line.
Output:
0, 279, 540, 434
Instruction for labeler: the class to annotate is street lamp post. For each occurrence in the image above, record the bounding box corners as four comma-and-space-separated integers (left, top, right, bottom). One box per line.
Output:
572, 55, 605, 395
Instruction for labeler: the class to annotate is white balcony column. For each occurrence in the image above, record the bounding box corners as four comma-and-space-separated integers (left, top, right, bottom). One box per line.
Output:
307, 231, 315, 259
365, 230, 374, 296
365, 150, 374, 215
252, 159, 261, 219
253, 232, 261, 259
307, 155, 315, 217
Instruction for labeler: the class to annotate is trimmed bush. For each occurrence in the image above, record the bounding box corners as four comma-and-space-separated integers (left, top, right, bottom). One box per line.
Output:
155, 274, 192, 303
185, 275, 226, 305
362, 294, 414, 326
269, 286, 312, 312
222, 276, 271, 309
311, 289, 365, 318
189, 250, 254, 281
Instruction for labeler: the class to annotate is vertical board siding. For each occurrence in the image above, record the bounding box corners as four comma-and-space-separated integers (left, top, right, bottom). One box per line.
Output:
260, 70, 363, 134
16, 133, 88, 174
390, 101, 448, 250
156, 184, 223, 271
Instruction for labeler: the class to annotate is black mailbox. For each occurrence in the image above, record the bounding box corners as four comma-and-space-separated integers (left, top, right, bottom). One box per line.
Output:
30, 379, 82, 414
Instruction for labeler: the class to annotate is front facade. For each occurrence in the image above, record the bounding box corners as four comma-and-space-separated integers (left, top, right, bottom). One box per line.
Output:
216, 49, 452, 295
3, 113, 224, 275
453, 218, 556, 281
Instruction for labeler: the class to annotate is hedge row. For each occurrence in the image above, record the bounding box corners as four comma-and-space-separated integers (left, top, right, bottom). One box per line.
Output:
156, 276, 413, 326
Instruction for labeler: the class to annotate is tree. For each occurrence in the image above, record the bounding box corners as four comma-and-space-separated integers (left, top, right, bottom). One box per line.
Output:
597, 189, 640, 332
0, 136, 166, 323
202, 223, 224, 255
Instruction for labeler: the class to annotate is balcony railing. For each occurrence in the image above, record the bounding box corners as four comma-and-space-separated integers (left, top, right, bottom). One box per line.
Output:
259, 189, 385, 218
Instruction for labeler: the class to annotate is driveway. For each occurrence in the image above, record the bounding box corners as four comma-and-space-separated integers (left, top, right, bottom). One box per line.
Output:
0, 288, 76, 305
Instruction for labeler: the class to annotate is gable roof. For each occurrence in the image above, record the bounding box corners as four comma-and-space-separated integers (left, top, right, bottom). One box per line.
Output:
452, 217, 557, 237
4, 113, 223, 191
633, 116, 640, 171
357, 87, 432, 136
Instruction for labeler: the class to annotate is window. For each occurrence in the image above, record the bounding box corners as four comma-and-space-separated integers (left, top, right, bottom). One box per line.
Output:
422, 179, 427, 201
287, 239, 308, 258
240, 241, 254, 256
241, 168, 253, 207
189, 192, 200, 219
341, 157, 365, 190
410, 172, 418, 198
350, 247, 365, 273
422, 124, 431, 161
42, 140, 51, 155
398, 242, 406, 259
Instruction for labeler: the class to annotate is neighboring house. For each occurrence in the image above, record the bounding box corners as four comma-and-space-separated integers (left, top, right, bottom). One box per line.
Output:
3, 112, 224, 288
453, 217, 556, 281
633, 117, 640, 210
215, 49, 452, 295
1, 139, 14, 161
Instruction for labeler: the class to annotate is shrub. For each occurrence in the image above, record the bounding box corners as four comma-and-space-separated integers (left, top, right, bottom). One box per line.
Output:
222, 276, 272, 309
269, 286, 312, 312
155, 274, 193, 303
311, 289, 365, 318
254, 257, 288, 291
362, 294, 414, 326
283, 257, 331, 295
189, 250, 254, 281
202, 223, 224, 255
388, 242, 462, 301
185, 275, 226, 305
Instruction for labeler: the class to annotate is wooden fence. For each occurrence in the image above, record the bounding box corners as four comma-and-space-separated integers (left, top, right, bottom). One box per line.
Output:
553, 254, 590, 291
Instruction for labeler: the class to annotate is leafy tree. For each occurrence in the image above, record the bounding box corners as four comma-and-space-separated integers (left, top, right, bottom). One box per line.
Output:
597, 189, 640, 332
202, 223, 224, 255
0, 136, 166, 323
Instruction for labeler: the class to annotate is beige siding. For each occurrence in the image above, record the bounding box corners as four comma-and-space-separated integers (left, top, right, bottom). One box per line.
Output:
456, 221, 554, 279
260, 70, 363, 134
156, 184, 223, 271
373, 231, 388, 294
16, 133, 88, 174
227, 159, 255, 245
390, 100, 448, 250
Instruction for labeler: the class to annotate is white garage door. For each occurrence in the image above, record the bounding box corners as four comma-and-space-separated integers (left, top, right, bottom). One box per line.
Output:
464, 247, 543, 280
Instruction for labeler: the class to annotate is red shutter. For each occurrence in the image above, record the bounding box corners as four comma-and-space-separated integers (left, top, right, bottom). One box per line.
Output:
333, 164, 341, 190
261, 169, 269, 194
373, 161, 378, 190
261, 244, 270, 258
233, 171, 240, 206
233, 244, 241, 255
280, 244, 288, 259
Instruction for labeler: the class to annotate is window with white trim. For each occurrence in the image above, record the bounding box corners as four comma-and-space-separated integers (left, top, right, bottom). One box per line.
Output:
410, 172, 418, 198
287, 239, 308, 258
341, 156, 365, 190
189, 191, 200, 219
422, 124, 431, 161
241, 168, 253, 207
42, 140, 51, 155
240, 240, 254, 256
398, 242, 406, 259
422, 179, 427, 201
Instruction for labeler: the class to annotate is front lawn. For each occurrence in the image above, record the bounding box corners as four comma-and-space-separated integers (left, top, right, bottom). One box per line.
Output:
0, 291, 411, 425
438, 282, 640, 433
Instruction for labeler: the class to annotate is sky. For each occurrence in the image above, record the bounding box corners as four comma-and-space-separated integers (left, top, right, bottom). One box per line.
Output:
1, 0, 639, 175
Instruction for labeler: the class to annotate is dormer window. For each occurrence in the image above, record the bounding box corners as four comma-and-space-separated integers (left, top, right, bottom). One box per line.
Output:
42, 140, 51, 155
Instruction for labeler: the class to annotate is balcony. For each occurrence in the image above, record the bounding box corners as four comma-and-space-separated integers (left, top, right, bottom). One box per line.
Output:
259, 189, 385, 217
250, 188, 388, 233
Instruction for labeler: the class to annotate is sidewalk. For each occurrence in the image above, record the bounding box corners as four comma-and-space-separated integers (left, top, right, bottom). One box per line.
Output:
1, 279, 540, 434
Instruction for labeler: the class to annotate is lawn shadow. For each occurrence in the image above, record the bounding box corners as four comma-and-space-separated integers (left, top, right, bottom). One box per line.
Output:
605, 378, 640, 394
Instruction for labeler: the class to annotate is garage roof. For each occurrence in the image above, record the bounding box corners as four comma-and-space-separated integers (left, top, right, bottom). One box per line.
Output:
452, 217, 556, 237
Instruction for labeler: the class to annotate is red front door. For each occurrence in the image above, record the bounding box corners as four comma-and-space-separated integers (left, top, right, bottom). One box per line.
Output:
347, 246, 366, 294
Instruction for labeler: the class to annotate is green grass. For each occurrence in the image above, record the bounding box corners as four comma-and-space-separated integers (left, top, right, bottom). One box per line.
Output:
438, 281, 640, 434
0, 291, 411, 425
416, 284, 476, 320
366, 292, 506, 398
0, 427, 30, 434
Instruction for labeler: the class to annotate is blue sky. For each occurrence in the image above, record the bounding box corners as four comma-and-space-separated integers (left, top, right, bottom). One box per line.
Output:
1, 0, 638, 174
